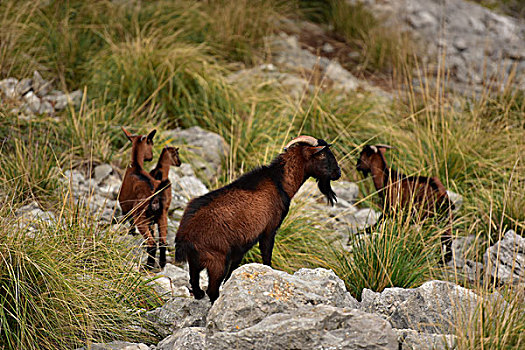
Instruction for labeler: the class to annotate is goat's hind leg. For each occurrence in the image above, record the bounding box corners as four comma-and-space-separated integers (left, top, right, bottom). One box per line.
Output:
188, 251, 205, 299
206, 256, 227, 304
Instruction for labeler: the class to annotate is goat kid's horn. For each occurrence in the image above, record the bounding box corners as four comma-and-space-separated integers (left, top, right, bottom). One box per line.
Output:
284, 135, 318, 151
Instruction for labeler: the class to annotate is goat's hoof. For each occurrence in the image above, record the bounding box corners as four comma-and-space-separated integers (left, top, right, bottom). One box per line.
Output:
190, 288, 205, 299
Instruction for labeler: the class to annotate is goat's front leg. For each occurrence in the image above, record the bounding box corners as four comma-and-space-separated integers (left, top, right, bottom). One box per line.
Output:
259, 231, 276, 267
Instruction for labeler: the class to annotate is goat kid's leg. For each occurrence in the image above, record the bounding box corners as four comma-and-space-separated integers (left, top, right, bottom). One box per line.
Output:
128, 217, 137, 236
158, 212, 169, 269
259, 232, 276, 267
136, 217, 157, 270
206, 257, 227, 304
188, 252, 205, 299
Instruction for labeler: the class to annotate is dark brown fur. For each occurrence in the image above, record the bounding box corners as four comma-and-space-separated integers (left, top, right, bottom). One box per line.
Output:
356, 145, 454, 262
175, 139, 341, 303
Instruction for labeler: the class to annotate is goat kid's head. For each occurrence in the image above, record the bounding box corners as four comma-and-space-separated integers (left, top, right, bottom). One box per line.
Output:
356, 144, 393, 176
122, 127, 156, 162
285, 135, 341, 205
164, 146, 182, 167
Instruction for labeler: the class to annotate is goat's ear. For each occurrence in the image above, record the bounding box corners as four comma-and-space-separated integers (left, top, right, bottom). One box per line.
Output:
121, 127, 133, 141
304, 145, 326, 158
147, 129, 157, 142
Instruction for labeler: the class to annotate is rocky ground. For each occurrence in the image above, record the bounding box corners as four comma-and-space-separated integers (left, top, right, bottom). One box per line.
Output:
79, 262, 517, 350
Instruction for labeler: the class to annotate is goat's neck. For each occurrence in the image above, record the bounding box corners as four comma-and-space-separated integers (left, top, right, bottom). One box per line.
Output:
280, 152, 307, 199
153, 152, 171, 181
370, 157, 389, 192
130, 145, 145, 169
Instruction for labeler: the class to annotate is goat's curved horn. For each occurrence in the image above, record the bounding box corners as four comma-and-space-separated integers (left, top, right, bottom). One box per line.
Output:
284, 135, 319, 150
375, 144, 394, 149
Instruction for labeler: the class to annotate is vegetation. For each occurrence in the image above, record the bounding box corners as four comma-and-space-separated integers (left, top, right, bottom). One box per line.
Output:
0, 0, 523, 348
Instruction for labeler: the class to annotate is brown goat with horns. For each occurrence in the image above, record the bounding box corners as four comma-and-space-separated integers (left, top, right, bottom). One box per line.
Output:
175, 135, 341, 303
356, 144, 454, 263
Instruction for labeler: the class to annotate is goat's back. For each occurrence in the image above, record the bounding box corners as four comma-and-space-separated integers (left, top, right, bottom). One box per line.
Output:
119, 168, 159, 215
385, 173, 451, 216
176, 180, 285, 254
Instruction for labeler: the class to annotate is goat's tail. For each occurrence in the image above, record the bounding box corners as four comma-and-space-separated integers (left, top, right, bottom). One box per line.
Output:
175, 238, 195, 263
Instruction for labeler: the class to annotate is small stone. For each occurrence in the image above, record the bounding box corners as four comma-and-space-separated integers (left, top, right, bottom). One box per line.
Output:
0, 78, 19, 99
15, 78, 33, 96
93, 164, 114, 183
69, 90, 83, 106
38, 100, 54, 114
32, 71, 53, 97
453, 38, 468, 52
22, 91, 41, 113
484, 230, 525, 285
322, 42, 335, 53
43, 92, 68, 110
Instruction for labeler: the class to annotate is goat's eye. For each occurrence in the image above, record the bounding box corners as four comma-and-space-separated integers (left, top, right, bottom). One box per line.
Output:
318, 153, 326, 159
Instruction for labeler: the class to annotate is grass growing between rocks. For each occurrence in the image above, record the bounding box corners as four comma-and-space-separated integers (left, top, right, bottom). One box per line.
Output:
0, 202, 162, 350
1, 0, 525, 348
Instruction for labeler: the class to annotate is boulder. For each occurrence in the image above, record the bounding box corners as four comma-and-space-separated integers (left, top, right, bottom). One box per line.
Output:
396, 329, 457, 350
207, 263, 358, 332
347, 0, 525, 93
147, 263, 208, 300
93, 164, 114, 183
167, 164, 209, 210
360, 280, 482, 334
76, 342, 149, 350
164, 127, 228, 181
157, 327, 207, 350
146, 297, 211, 338
484, 230, 525, 285
270, 33, 360, 93
207, 305, 398, 350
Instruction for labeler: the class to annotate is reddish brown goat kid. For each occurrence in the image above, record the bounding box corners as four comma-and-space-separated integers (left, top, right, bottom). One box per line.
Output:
148, 146, 181, 268
118, 127, 163, 269
175, 135, 341, 303
356, 144, 454, 263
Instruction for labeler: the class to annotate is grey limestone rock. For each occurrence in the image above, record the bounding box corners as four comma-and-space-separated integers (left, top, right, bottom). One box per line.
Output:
164, 127, 228, 181
76, 341, 150, 350
157, 327, 207, 350
167, 163, 208, 210
207, 263, 358, 332
207, 305, 398, 350
484, 230, 525, 285
146, 297, 211, 338
396, 328, 457, 350
360, 280, 483, 334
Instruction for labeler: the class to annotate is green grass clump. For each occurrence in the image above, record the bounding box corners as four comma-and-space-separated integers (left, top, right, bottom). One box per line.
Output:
88, 38, 236, 127
334, 213, 441, 300
0, 203, 161, 350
